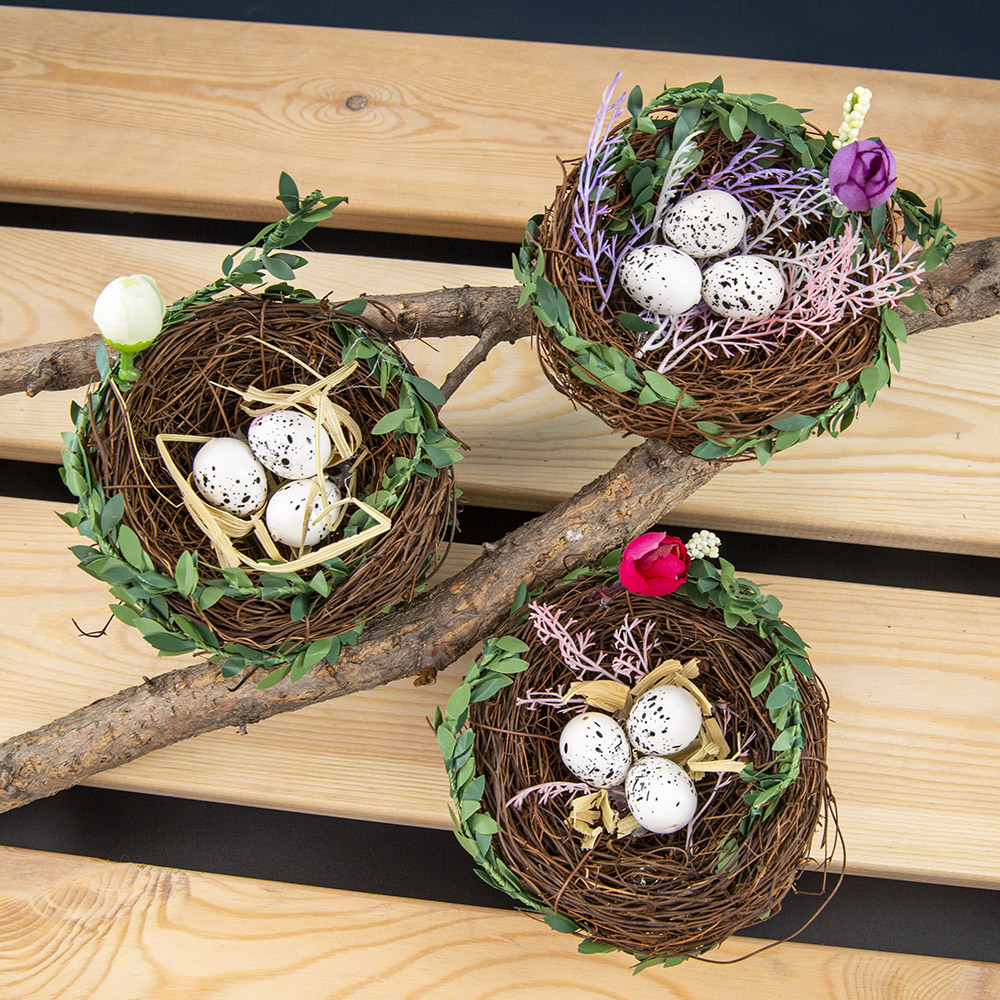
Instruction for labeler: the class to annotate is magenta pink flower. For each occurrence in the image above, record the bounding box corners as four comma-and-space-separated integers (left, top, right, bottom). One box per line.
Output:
829, 139, 897, 212
618, 533, 690, 596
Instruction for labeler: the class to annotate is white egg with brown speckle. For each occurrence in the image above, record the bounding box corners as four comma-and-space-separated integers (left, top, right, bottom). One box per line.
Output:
618, 245, 702, 317
192, 438, 267, 517
662, 189, 747, 258
702, 255, 785, 320
626, 685, 703, 756
625, 756, 697, 834
248, 410, 333, 480
559, 711, 632, 788
265, 477, 341, 548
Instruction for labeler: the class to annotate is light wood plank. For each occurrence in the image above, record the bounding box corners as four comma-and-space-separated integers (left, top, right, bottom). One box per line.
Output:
1, 228, 997, 555
0, 846, 995, 1000
1, 8, 998, 243
0, 498, 998, 889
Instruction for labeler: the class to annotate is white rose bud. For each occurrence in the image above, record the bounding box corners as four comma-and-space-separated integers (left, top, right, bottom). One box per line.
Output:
93, 274, 166, 352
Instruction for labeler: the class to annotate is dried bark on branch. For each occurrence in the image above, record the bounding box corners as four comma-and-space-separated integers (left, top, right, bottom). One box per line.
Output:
2, 236, 997, 399
0, 440, 719, 812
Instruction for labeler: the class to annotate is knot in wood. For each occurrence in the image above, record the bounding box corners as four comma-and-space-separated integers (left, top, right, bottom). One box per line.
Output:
345, 94, 368, 111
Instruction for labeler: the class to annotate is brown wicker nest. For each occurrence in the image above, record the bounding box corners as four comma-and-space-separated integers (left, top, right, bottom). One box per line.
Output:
91, 295, 456, 651
533, 116, 897, 454
469, 578, 838, 959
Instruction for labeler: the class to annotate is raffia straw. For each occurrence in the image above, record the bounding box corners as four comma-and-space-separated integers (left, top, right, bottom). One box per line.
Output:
156, 432, 392, 573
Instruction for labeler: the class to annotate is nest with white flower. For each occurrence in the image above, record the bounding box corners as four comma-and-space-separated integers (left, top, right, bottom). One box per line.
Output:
435, 536, 840, 968
517, 77, 952, 461
68, 293, 459, 682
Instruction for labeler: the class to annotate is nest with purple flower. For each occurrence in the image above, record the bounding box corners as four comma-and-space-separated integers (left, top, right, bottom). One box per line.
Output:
437, 558, 841, 967
516, 77, 951, 461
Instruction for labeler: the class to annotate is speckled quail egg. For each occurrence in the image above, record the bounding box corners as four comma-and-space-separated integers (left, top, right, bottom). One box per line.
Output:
192, 438, 268, 517
559, 711, 632, 788
626, 685, 703, 756
625, 756, 698, 834
662, 189, 747, 258
248, 410, 333, 480
618, 245, 703, 317
264, 477, 341, 548
701, 255, 786, 320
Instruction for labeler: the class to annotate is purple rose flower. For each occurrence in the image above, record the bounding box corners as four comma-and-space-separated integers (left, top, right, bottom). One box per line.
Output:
829, 139, 897, 212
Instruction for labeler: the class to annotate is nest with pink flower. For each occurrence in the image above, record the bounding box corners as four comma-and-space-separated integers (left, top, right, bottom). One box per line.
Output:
517, 77, 950, 461
438, 547, 841, 966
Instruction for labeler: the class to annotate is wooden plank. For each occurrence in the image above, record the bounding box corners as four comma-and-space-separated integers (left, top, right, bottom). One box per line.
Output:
0, 498, 997, 889
1, 228, 998, 555
0, 846, 995, 1000
1, 8, 998, 243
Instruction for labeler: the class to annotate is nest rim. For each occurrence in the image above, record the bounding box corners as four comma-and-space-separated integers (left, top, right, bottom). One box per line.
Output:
78, 293, 458, 658
438, 563, 839, 963
524, 87, 908, 461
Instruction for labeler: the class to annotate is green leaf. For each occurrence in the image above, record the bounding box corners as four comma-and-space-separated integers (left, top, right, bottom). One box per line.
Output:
493, 635, 529, 653
882, 308, 908, 342
117, 525, 149, 570
256, 664, 292, 689
99, 492, 126, 535
632, 954, 688, 974
446, 684, 471, 720
763, 103, 805, 126
462, 774, 486, 802
408, 376, 446, 407
749, 666, 772, 697
765, 682, 798, 710
615, 312, 657, 334
728, 103, 748, 139
262, 254, 296, 280
578, 940, 618, 954
144, 632, 197, 654
175, 551, 198, 598
692, 440, 731, 459
436, 725, 456, 759
492, 657, 530, 674
288, 652, 312, 683
772, 728, 797, 753
859, 365, 882, 404
309, 569, 332, 597
469, 674, 513, 703
197, 586, 226, 610
543, 912, 579, 934
770, 413, 814, 432
277, 171, 300, 212
289, 592, 314, 622
510, 581, 528, 613
870, 201, 887, 239
108, 604, 141, 627
643, 370, 695, 407
371, 409, 407, 435
337, 298, 368, 316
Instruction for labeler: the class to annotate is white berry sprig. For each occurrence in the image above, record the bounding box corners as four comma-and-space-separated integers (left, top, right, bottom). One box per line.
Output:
833, 86, 873, 149
686, 529, 721, 560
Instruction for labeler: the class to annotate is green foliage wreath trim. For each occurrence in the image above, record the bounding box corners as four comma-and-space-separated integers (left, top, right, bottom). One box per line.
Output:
60, 176, 461, 686
514, 79, 954, 463
434, 552, 815, 972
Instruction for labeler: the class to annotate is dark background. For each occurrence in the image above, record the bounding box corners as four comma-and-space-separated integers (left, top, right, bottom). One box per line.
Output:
3, 0, 998, 968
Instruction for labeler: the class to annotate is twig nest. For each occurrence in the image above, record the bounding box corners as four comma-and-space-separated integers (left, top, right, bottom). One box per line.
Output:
437, 560, 839, 967
519, 78, 945, 461
79, 294, 459, 664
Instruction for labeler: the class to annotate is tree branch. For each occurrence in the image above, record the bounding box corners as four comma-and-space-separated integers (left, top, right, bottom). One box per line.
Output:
0, 236, 997, 812
3, 236, 998, 399
0, 440, 720, 812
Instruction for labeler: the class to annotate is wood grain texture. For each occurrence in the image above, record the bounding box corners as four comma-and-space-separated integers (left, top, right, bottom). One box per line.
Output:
0, 499, 997, 888
0, 846, 996, 1000
1, 7, 998, 243
1, 227, 998, 555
